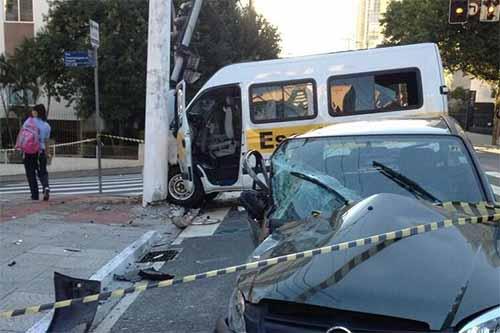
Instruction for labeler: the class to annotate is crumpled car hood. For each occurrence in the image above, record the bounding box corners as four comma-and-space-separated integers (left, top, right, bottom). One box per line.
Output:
238, 193, 500, 331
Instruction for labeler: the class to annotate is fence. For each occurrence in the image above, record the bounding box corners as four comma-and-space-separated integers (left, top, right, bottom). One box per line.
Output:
0, 135, 144, 177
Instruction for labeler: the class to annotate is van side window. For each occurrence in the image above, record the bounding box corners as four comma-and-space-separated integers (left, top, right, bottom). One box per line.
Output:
250, 80, 317, 123
328, 69, 422, 116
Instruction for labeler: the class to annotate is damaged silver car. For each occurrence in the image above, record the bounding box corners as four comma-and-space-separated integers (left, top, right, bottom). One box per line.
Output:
216, 116, 499, 333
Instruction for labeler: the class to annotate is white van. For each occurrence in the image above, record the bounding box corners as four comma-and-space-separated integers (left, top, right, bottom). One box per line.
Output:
169, 43, 449, 207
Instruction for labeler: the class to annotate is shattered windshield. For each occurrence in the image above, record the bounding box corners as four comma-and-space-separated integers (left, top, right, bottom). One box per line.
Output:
271, 135, 484, 221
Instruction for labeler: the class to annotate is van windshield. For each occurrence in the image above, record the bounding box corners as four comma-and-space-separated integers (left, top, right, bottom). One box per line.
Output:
270, 135, 484, 221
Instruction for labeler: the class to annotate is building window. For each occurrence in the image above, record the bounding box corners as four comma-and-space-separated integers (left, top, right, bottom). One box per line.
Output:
4, 0, 33, 22
250, 80, 317, 123
328, 69, 422, 116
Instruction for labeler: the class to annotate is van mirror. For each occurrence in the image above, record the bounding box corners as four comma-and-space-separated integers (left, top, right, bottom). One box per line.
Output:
243, 150, 270, 193
240, 190, 271, 245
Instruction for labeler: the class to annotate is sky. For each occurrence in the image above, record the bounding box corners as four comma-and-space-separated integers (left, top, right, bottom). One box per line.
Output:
253, 0, 359, 57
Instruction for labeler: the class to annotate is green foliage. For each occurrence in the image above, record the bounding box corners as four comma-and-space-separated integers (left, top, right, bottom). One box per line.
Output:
449, 86, 468, 101
381, 0, 500, 83
178, 0, 281, 96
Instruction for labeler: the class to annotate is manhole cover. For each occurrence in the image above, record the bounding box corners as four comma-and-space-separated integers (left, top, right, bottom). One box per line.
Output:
138, 249, 181, 263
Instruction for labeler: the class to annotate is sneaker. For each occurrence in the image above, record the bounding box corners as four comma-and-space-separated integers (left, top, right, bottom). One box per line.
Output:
43, 188, 50, 201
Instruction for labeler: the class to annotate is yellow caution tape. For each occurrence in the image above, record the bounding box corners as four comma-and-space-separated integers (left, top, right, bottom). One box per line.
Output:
0, 202, 498, 319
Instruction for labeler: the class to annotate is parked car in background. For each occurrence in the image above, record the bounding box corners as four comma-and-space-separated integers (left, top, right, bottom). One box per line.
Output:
216, 115, 499, 333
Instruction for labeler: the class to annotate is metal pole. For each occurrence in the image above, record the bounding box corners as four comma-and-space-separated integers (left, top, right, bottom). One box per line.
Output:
94, 47, 103, 194
171, 0, 204, 82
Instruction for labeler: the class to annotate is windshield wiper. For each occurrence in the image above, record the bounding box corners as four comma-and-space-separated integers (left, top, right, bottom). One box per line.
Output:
290, 171, 350, 206
372, 161, 442, 204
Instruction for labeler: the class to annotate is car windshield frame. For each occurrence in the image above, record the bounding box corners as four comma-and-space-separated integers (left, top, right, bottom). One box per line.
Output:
269, 134, 487, 220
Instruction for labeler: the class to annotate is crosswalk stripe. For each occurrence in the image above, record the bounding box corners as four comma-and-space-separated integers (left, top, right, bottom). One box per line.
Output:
0, 175, 143, 196
1, 176, 142, 189
1, 179, 142, 191
492, 185, 500, 197
486, 171, 500, 179
2, 183, 144, 194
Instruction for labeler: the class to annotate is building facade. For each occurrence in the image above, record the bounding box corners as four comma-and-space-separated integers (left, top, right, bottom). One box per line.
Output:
356, 0, 392, 49
0, 0, 79, 147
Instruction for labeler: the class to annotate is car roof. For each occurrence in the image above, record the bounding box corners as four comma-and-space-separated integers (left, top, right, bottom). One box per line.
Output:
295, 116, 453, 139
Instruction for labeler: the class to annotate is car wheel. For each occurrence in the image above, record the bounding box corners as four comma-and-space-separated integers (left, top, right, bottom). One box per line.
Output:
167, 166, 205, 208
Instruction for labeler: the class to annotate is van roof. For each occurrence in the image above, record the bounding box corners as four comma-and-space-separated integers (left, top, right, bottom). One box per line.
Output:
295, 116, 453, 138
201, 43, 439, 89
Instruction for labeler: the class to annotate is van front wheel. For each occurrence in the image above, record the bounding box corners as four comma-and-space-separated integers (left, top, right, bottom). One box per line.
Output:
167, 166, 205, 208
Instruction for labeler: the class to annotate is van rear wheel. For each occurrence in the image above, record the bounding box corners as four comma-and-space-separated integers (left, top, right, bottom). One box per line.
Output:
167, 166, 204, 208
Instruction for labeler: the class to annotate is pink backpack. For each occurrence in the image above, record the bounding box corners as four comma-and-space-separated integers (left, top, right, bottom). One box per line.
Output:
15, 118, 40, 154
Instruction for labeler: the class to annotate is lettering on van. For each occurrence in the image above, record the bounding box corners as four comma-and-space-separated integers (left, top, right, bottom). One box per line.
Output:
247, 124, 325, 153
259, 132, 294, 149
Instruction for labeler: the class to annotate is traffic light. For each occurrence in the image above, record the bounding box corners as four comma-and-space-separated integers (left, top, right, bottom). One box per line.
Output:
480, 0, 500, 21
449, 0, 469, 24
172, 1, 194, 47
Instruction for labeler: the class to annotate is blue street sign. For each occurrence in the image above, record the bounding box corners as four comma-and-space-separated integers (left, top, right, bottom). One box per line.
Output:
64, 51, 95, 68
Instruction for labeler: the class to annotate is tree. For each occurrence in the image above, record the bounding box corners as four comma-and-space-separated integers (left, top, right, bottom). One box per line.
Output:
381, 0, 499, 82
0, 42, 41, 127
43, 0, 280, 136
187, 0, 281, 95
381, 0, 499, 143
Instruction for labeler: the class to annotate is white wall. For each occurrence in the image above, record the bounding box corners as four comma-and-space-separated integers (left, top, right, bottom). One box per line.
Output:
0, 1, 5, 54
34, 0, 50, 33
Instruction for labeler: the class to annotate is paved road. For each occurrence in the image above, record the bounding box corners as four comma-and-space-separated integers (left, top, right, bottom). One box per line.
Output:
97, 203, 254, 333
0, 174, 143, 197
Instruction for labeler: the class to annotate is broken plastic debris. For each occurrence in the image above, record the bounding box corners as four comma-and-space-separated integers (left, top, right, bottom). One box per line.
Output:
138, 268, 174, 281
13, 239, 23, 245
114, 268, 174, 283
95, 206, 111, 212
64, 248, 81, 253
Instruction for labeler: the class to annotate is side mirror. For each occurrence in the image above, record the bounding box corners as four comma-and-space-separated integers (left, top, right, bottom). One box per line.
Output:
243, 150, 270, 193
240, 190, 271, 246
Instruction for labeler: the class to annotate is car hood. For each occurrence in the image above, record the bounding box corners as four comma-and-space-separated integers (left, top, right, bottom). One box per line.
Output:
238, 194, 500, 331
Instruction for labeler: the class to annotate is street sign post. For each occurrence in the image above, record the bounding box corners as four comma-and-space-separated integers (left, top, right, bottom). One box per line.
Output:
90, 19, 100, 48
90, 19, 102, 193
64, 51, 94, 68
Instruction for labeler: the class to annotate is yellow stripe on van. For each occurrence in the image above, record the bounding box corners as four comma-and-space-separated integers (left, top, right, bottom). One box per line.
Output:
246, 124, 326, 153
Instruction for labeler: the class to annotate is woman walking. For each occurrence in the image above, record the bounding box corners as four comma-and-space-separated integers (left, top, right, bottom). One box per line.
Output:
18, 104, 51, 200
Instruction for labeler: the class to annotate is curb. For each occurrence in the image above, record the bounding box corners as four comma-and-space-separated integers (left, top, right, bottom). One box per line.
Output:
26, 230, 160, 333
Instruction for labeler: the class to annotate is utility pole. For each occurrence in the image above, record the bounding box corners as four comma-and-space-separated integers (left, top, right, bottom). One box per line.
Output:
143, 0, 171, 205
492, 81, 500, 145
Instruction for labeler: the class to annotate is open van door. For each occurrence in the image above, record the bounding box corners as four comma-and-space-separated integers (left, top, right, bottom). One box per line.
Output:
175, 81, 194, 192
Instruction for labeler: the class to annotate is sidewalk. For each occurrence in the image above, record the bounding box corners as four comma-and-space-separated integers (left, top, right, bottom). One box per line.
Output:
0, 195, 179, 333
0, 157, 143, 177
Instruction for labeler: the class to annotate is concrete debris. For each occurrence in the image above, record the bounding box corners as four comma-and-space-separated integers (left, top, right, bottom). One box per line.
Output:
172, 208, 200, 229
192, 215, 220, 225
95, 205, 111, 212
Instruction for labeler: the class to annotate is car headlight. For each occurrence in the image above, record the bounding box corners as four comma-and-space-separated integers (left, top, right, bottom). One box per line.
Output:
459, 306, 500, 333
227, 289, 246, 333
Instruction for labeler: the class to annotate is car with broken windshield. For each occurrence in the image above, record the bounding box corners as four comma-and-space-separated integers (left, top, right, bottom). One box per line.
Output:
216, 116, 500, 333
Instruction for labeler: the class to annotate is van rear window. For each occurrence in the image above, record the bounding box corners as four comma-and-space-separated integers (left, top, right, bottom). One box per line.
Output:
328, 69, 422, 116
250, 80, 317, 123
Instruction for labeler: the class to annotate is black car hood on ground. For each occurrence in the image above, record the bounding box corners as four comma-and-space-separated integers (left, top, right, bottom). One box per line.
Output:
238, 194, 500, 331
